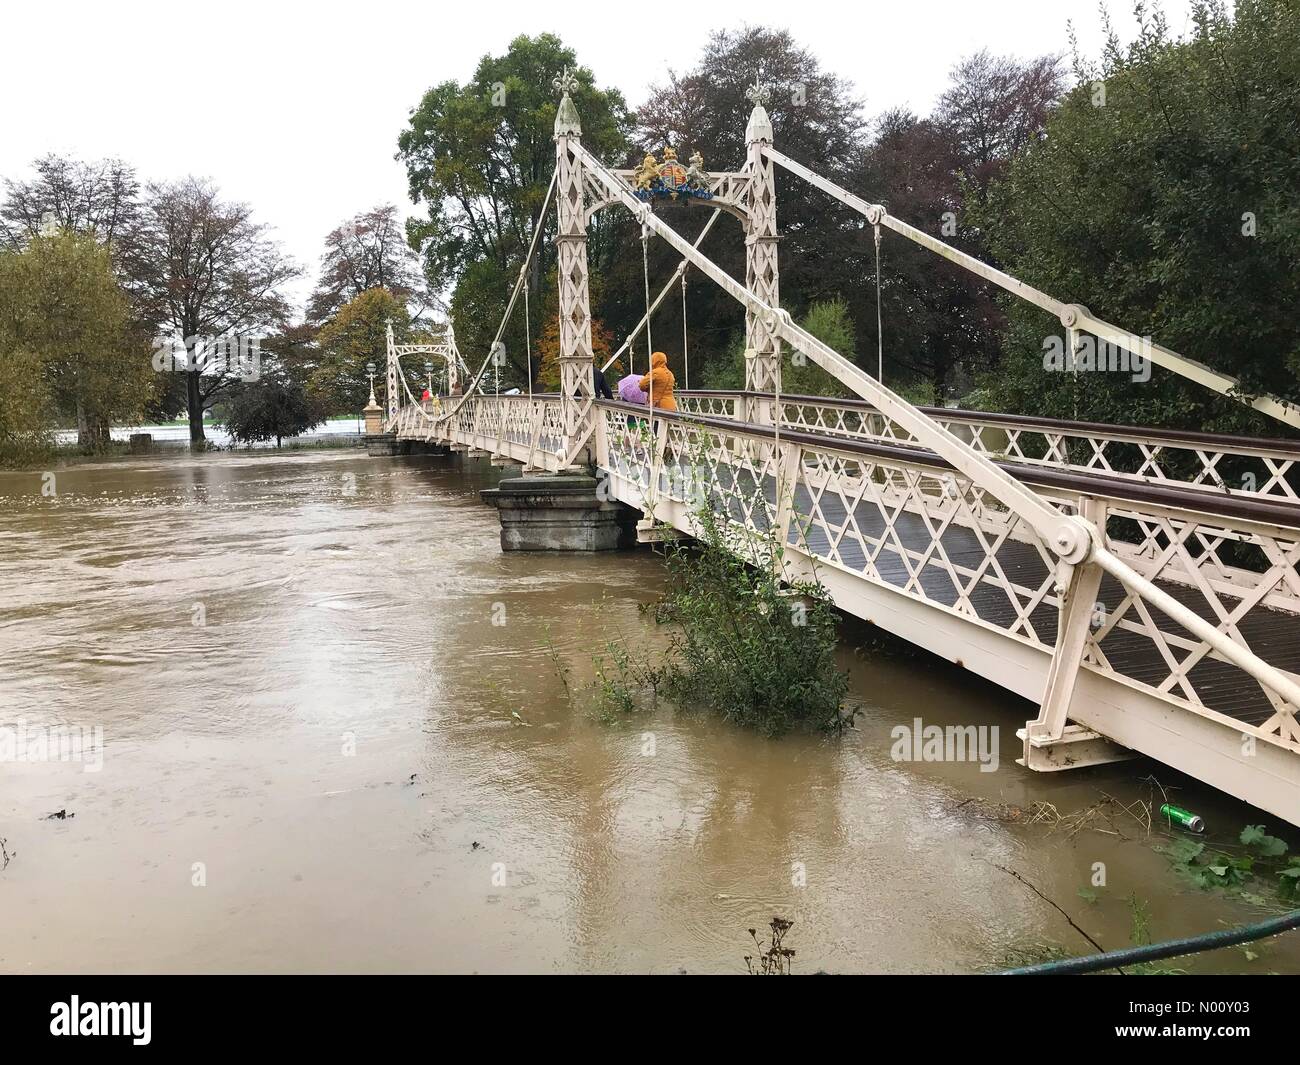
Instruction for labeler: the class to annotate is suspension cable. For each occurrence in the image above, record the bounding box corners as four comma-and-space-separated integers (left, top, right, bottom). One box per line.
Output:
762, 142, 1300, 431
681, 270, 689, 391
410, 168, 557, 425
524, 281, 533, 397
641, 224, 654, 411
874, 222, 883, 384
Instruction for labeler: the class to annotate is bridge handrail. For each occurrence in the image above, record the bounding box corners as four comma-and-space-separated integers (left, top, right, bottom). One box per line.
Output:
598, 400, 1300, 530
392, 169, 559, 433
677, 390, 1300, 458
677, 390, 1300, 503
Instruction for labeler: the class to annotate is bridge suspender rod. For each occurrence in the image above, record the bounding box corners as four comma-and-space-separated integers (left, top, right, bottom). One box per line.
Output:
524, 283, 533, 397
762, 144, 1300, 433
763, 144, 1066, 318
681, 270, 689, 391
601, 208, 723, 375
570, 141, 1080, 555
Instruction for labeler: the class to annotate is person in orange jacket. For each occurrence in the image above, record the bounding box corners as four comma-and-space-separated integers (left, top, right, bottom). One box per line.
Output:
639, 351, 677, 411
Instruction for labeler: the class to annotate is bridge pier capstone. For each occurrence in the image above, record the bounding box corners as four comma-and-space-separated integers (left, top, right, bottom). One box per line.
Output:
481, 474, 637, 551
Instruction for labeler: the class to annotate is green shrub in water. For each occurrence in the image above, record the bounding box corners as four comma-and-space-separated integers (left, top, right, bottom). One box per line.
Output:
657, 504, 852, 737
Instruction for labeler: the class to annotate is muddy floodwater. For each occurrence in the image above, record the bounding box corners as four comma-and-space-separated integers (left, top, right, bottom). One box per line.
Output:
1, 448, 1297, 974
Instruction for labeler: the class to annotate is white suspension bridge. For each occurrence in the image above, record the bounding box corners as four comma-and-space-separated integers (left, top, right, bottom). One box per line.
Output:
373, 70, 1300, 827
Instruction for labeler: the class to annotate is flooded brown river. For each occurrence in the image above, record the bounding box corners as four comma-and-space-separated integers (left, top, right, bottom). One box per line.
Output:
1, 448, 1296, 973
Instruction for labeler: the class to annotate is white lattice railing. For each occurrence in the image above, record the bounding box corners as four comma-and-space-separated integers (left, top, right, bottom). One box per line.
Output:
675, 391, 1300, 503
599, 402, 1300, 752
389, 394, 569, 469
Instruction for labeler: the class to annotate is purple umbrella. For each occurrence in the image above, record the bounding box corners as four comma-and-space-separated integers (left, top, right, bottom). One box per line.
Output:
617, 374, 648, 404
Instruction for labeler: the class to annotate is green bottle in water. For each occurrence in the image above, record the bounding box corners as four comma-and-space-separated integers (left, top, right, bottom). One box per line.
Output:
1160, 803, 1205, 833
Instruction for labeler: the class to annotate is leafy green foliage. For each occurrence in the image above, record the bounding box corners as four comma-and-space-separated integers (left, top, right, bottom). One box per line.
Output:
657, 504, 852, 737
1280, 859, 1300, 899
784, 299, 855, 398
1126, 894, 1184, 974
1240, 824, 1289, 858
587, 637, 667, 723
0, 344, 51, 465
398, 33, 631, 381
973, 0, 1300, 434
222, 370, 323, 448
1160, 820, 1297, 899
0, 231, 150, 459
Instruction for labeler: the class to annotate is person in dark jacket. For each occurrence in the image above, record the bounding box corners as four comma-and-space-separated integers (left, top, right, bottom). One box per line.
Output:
593, 364, 613, 400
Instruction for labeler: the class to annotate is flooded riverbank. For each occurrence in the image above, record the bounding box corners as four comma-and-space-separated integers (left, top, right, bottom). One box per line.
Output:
1, 449, 1296, 973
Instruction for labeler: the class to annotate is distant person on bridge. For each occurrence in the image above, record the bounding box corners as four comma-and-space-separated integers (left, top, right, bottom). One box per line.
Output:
639, 351, 677, 411
592, 365, 613, 400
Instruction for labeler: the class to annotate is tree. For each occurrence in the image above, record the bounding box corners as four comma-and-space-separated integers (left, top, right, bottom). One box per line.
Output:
0, 232, 151, 450
398, 33, 631, 382
972, 0, 1300, 433
0, 343, 51, 465
313, 287, 413, 414
129, 178, 298, 444
223, 369, 323, 448
0, 155, 140, 256
843, 109, 992, 397
307, 205, 430, 324
785, 299, 855, 397
537, 315, 614, 391
935, 50, 1064, 207
628, 27, 866, 387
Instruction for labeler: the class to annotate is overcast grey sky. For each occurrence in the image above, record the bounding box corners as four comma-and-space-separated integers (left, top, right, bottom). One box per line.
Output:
1, 0, 1198, 313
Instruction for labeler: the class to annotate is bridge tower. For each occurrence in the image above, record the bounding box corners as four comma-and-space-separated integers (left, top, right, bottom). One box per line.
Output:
743, 80, 781, 396
384, 319, 400, 424
552, 68, 597, 461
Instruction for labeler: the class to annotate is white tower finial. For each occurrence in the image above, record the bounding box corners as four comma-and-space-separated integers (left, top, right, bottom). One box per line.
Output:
553, 66, 581, 136
745, 78, 774, 143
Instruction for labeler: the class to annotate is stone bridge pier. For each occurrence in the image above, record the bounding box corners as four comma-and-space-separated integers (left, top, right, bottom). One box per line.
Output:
480, 472, 639, 551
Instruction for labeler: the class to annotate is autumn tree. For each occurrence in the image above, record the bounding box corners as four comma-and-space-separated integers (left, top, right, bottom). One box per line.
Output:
536, 315, 615, 391
627, 27, 865, 385
0, 338, 51, 465
0, 154, 186, 426
0, 155, 140, 257
313, 287, 418, 414
307, 205, 430, 324
935, 50, 1064, 207
840, 49, 1062, 398
129, 178, 298, 444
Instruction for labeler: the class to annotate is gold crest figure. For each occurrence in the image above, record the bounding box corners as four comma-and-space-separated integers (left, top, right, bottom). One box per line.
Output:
633, 153, 660, 191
